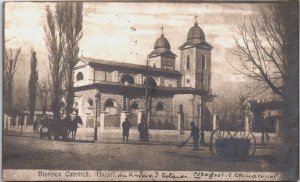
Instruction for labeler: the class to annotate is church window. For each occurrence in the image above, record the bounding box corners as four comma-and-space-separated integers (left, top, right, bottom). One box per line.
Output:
186, 79, 190, 84
164, 64, 172, 70
104, 99, 114, 108
76, 72, 84, 81
130, 102, 139, 111
121, 74, 134, 85
156, 102, 165, 111
186, 55, 190, 70
87, 99, 93, 108
202, 55, 206, 70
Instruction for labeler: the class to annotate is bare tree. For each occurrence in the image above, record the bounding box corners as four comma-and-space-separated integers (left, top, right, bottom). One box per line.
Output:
37, 79, 51, 112
28, 49, 38, 123
62, 2, 83, 117
3, 47, 22, 115
44, 4, 66, 120
231, 4, 288, 97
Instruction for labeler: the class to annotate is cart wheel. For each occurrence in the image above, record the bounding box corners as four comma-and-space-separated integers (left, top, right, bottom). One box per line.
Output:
233, 130, 256, 157
209, 128, 233, 156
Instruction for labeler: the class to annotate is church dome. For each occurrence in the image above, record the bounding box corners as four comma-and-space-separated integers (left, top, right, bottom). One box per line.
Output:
154, 35, 170, 50
187, 22, 205, 44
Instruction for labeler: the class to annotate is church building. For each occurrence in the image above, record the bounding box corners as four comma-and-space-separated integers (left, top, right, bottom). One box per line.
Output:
73, 19, 215, 130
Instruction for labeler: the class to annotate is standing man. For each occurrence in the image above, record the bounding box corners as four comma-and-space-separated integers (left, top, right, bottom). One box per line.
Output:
190, 121, 200, 151
122, 117, 131, 142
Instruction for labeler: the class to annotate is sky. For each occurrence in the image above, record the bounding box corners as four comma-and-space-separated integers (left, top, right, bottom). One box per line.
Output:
4, 2, 262, 106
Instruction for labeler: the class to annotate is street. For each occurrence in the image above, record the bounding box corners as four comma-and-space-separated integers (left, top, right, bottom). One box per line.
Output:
3, 133, 280, 171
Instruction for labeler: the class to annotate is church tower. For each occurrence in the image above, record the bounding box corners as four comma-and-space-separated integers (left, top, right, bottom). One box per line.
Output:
147, 26, 176, 70
178, 16, 213, 93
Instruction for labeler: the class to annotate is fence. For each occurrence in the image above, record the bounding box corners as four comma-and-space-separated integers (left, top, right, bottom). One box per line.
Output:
149, 114, 177, 130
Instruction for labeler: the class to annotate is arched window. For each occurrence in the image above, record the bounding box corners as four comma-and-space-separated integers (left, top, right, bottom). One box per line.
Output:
104, 99, 114, 108
156, 102, 165, 111
186, 55, 190, 70
144, 77, 157, 87
130, 102, 139, 111
202, 55, 206, 70
76, 72, 84, 81
120, 74, 134, 85
153, 63, 156, 68
87, 99, 93, 108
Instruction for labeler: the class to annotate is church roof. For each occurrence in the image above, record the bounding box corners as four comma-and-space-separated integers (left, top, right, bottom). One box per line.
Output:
154, 35, 170, 50
78, 57, 181, 76
147, 50, 177, 58
178, 41, 213, 50
148, 26, 177, 58
187, 22, 205, 44
74, 81, 215, 97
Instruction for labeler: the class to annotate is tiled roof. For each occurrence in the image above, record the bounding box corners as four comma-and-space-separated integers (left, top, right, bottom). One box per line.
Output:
79, 57, 181, 76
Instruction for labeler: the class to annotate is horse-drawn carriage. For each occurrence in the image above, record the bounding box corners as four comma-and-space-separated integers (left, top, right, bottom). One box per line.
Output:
36, 115, 82, 141
209, 128, 256, 160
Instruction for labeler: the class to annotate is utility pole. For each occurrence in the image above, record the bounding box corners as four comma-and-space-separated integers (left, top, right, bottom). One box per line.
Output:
144, 59, 151, 142
94, 92, 101, 142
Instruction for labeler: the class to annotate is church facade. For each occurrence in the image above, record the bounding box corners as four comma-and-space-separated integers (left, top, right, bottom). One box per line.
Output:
73, 20, 215, 130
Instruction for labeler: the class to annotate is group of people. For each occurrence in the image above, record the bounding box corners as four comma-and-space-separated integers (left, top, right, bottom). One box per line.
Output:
122, 117, 201, 151
121, 117, 149, 143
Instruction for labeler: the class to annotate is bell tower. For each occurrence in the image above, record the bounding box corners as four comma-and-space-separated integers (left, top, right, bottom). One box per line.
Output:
178, 16, 213, 93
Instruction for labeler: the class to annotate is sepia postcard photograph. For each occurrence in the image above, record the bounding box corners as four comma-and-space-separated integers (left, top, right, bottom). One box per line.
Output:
2, 0, 299, 181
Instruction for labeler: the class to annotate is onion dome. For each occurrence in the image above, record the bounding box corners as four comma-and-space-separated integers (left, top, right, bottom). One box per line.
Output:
187, 21, 205, 44
154, 31, 171, 53
148, 25, 176, 58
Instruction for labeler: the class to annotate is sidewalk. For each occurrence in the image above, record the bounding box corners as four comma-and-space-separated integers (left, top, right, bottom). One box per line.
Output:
3, 127, 279, 149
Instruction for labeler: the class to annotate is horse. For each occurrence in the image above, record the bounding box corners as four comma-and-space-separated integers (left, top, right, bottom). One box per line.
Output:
49, 116, 70, 141
67, 116, 83, 141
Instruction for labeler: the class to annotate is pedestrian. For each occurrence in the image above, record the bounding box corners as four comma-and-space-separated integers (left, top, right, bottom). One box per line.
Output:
122, 117, 131, 142
190, 121, 200, 151
138, 120, 149, 142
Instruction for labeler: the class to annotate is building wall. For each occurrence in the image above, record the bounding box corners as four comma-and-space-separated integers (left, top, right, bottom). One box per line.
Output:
180, 48, 196, 88
161, 57, 176, 70
74, 64, 94, 87
196, 49, 211, 92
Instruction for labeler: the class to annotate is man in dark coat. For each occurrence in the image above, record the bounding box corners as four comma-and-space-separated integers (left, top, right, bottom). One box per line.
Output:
190, 121, 200, 151
122, 117, 131, 142
138, 121, 149, 142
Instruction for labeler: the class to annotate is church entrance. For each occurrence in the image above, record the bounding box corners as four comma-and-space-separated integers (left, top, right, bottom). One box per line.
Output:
103, 99, 121, 128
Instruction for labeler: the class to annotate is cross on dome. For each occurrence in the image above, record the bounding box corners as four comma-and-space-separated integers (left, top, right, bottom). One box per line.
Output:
161, 25, 164, 37
194, 14, 198, 25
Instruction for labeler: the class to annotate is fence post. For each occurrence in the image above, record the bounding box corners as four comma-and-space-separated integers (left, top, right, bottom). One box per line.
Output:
213, 114, 219, 130
177, 112, 184, 135
100, 113, 105, 129
24, 115, 28, 129
16, 116, 19, 129
8, 116, 11, 128
275, 118, 280, 135
245, 115, 249, 131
